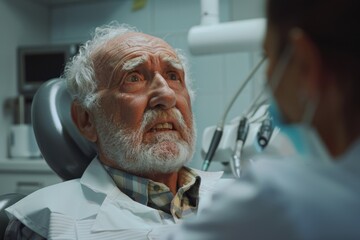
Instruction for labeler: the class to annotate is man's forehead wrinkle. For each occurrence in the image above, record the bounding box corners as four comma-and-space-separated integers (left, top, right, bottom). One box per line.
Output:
107, 46, 180, 70
93, 32, 172, 58
124, 36, 161, 48
95, 42, 176, 65
107, 32, 169, 50
91, 33, 180, 86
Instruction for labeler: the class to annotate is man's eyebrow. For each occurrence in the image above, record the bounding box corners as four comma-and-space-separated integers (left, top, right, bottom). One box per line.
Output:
161, 55, 183, 70
122, 55, 148, 71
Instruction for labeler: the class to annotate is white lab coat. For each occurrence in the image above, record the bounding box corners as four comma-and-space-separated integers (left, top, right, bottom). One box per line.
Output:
6, 157, 225, 240
167, 139, 360, 240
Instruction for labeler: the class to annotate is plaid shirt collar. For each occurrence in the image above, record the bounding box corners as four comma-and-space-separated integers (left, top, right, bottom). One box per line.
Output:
105, 165, 201, 221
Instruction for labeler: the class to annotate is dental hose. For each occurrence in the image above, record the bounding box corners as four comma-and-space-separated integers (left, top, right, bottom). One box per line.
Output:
202, 56, 266, 171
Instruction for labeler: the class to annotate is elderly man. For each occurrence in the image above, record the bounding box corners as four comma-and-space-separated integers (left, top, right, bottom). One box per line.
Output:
5, 23, 223, 239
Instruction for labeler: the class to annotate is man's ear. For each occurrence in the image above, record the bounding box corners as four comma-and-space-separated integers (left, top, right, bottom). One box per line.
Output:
71, 101, 97, 142
290, 28, 323, 100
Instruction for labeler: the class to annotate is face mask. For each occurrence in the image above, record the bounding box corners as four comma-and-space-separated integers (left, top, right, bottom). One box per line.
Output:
268, 99, 331, 163
266, 46, 332, 163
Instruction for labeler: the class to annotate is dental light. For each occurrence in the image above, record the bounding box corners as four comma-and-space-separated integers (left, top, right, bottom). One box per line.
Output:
187, 0, 266, 55
188, 18, 266, 55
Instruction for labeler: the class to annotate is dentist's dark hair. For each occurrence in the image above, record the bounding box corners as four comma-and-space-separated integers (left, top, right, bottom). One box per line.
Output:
266, 0, 360, 135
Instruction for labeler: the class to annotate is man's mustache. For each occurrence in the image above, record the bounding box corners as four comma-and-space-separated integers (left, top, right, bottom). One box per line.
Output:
141, 108, 187, 131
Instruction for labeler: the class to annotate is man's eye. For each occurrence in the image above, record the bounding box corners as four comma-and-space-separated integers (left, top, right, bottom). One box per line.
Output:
125, 73, 142, 83
167, 72, 180, 81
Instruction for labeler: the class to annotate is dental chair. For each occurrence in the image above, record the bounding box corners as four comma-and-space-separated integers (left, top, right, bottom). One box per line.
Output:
32, 78, 96, 180
0, 78, 96, 239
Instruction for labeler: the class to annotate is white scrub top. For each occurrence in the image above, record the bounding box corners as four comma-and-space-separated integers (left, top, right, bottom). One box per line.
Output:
167, 139, 360, 240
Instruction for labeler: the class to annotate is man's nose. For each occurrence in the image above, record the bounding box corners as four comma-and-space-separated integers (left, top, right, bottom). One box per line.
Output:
148, 73, 176, 109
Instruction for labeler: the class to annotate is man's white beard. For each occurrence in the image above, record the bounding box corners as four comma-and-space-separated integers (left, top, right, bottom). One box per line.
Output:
93, 108, 196, 175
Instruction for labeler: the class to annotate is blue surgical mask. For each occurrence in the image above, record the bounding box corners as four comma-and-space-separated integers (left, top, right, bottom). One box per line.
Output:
269, 100, 309, 155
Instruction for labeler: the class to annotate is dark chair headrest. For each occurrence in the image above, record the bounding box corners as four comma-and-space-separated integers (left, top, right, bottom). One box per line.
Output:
31, 78, 96, 180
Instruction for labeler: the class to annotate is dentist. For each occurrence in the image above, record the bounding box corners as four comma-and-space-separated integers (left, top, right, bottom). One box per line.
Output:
167, 0, 360, 239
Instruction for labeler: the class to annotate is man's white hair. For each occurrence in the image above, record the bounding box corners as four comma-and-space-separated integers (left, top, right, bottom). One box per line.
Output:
64, 21, 195, 109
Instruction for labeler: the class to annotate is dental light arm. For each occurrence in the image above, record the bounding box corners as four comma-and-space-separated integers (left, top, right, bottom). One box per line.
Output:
188, 18, 266, 55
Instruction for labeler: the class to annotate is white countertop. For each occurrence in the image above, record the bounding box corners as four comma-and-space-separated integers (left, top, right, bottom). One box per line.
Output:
0, 158, 54, 173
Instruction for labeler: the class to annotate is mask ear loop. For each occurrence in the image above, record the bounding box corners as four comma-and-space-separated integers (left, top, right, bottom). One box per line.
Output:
267, 45, 294, 95
244, 45, 294, 117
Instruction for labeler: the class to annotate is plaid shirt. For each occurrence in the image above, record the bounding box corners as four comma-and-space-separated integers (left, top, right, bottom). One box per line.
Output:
106, 166, 201, 222
5, 166, 201, 239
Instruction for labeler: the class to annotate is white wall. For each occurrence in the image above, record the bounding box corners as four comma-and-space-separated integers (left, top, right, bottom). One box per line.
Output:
231, 0, 265, 20
50, 0, 265, 171
0, 0, 50, 160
